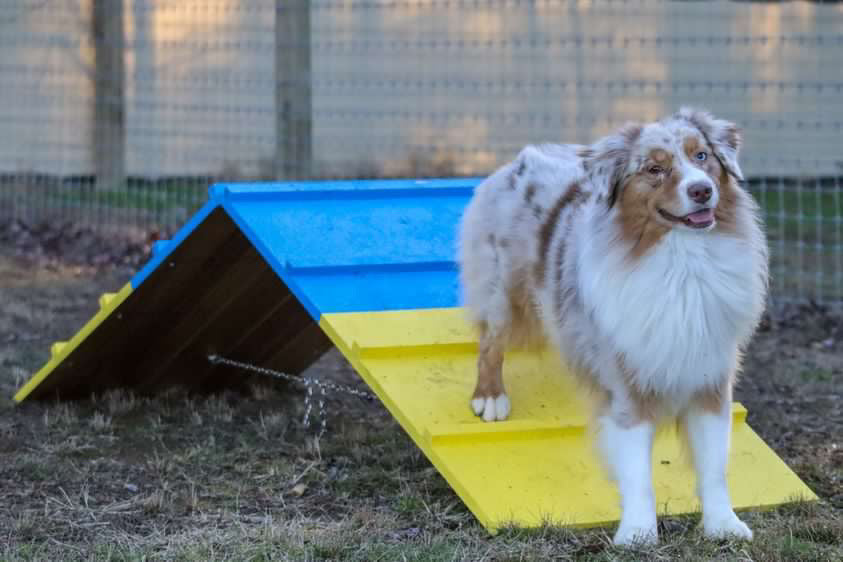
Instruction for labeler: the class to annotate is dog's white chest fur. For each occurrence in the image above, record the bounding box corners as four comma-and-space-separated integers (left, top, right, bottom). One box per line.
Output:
578, 225, 766, 400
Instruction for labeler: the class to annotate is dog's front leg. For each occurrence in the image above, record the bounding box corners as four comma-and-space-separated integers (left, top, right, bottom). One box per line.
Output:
682, 391, 753, 540
598, 413, 658, 546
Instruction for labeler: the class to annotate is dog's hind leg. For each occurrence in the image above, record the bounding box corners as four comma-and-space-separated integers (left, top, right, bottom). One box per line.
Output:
470, 323, 510, 422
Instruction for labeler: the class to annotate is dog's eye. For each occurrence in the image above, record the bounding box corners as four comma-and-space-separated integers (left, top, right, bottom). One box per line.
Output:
648, 165, 664, 175
695, 151, 707, 162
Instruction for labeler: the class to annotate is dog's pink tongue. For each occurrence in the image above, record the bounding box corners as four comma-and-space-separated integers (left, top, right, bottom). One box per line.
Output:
685, 208, 714, 224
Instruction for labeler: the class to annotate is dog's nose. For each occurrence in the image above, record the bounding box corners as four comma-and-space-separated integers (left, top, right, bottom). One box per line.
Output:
687, 183, 713, 204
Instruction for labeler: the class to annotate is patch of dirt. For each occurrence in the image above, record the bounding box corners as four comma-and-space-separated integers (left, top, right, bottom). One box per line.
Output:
737, 302, 843, 509
0, 218, 162, 271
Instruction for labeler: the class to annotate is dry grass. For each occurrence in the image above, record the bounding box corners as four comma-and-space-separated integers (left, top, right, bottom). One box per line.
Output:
0, 254, 841, 561
1, 377, 840, 561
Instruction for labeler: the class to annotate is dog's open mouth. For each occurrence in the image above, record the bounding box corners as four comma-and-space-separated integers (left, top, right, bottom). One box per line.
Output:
659, 208, 715, 229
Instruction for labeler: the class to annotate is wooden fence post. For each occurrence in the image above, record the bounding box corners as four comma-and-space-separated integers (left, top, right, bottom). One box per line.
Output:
92, 0, 126, 191
275, 0, 313, 180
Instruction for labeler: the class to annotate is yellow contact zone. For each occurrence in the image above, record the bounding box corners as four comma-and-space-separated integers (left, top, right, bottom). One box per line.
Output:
13, 282, 133, 403
319, 307, 496, 527
319, 307, 816, 532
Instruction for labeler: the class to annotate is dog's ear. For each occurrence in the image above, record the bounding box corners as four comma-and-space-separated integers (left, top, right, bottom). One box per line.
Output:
678, 106, 743, 182
582, 122, 642, 208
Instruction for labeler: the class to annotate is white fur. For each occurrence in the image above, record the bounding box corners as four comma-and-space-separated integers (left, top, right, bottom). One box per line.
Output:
472, 395, 511, 421
683, 402, 753, 540
575, 220, 765, 407
457, 108, 768, 544
598, 415, 658, 545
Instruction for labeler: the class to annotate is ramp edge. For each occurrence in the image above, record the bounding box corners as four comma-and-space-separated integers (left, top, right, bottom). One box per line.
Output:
14, 283, 133, 402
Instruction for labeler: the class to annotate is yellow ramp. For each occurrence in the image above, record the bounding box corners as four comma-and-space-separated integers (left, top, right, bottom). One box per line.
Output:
320, 307, 817, 531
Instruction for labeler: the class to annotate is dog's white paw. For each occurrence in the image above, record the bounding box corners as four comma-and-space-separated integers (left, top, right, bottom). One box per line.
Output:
613, 521, 658, 547
471, 394, 510, 422
613, 507, 658, 547
703, 512, 753, 541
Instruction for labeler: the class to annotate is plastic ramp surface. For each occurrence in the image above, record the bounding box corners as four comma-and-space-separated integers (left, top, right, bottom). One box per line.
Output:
14, 178, 817, 531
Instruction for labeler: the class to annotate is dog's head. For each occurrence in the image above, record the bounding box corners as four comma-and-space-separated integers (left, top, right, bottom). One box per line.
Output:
583, 107, 743, 254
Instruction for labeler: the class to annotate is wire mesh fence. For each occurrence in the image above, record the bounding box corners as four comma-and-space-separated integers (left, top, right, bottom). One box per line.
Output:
0, 0, 841, 302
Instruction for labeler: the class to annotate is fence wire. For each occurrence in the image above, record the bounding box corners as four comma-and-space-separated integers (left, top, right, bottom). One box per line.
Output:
0, 0, 841, 302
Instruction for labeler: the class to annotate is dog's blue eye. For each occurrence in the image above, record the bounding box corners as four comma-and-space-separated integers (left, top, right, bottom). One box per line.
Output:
696, 151, 707, 161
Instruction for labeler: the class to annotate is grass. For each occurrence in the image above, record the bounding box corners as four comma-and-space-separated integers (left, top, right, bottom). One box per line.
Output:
43, 181, 209, 214
800, 367, 835, 382
752, 186, 842, 222
752, 186, 843, 245
1, 384, 840, 562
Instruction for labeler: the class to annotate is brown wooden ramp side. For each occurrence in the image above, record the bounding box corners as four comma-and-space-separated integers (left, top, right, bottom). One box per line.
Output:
17, 207, 331, 401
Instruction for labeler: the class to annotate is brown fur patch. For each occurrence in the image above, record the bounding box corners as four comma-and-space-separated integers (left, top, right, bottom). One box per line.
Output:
691, 375, 734, 414
682, 135, 702, 159
505, 275, 544, 351
616, 151, 678, 259
706, 156, 740, 234
552, 225, 578, 326
615, 353, 660, 425
534, 183, 584, 283
567, 364, 612, 415
650, 148, 672, 166
714, 175, 739, 234
525, 183, 537, 203
473, 334, 505, 400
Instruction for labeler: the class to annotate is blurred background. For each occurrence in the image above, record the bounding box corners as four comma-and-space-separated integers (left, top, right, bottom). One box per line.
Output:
0, 0, 841, 302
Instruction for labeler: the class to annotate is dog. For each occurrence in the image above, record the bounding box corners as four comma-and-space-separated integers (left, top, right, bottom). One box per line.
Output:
456, 107, 769, 545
